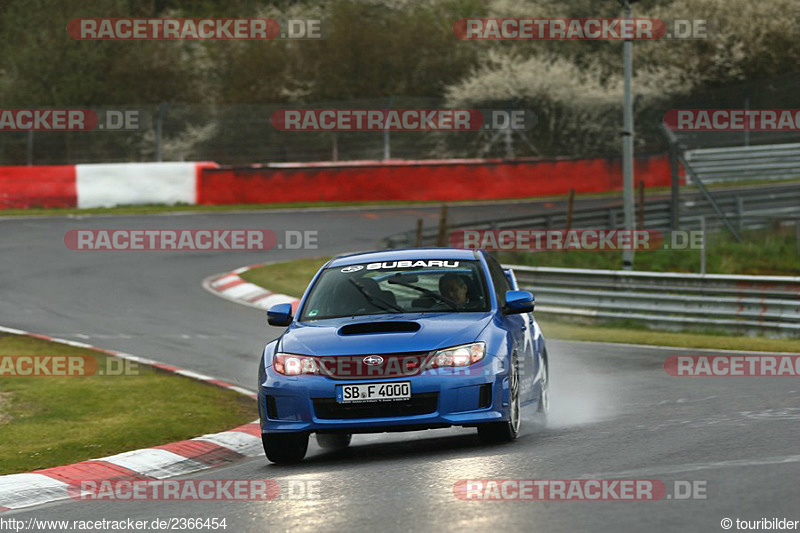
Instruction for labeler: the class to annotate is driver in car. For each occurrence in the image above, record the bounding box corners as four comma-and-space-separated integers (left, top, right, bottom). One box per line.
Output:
439, 273, 469, 307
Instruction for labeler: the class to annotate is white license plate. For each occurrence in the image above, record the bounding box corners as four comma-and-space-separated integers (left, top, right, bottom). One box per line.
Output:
336, 381, 411, 403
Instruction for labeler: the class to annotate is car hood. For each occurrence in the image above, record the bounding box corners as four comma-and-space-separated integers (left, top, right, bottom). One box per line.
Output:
278, 312, 493, 356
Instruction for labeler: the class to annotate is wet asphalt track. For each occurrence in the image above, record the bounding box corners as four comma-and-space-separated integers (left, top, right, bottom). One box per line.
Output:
1, 199, 798, 532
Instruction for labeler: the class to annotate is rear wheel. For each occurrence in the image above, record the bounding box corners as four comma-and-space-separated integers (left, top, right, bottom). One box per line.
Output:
316, 433, 352, 451
262, 432, 309, 464
478, 354, 521, 443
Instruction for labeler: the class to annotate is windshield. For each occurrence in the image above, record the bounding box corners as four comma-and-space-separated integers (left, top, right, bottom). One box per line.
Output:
299, 259, 490, 320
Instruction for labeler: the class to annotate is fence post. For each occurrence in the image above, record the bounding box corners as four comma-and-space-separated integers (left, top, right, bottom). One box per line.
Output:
26, 130, 33, 166
414, 218, 423, 247
155, 103, 169, 162
638, 180, 645, 229
566, 188, 575, 231
662, 124, 681, 231
436, 205, 448, 247
383, 96, 394, 160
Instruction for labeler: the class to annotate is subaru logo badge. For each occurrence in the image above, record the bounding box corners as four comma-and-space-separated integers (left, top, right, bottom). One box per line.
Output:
363, 355, 384, 366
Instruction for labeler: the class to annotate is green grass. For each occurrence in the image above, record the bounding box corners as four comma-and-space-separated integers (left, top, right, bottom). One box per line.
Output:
240, 257, 330, 298
0, 195, 589, 217
500, 226, 800, 276
240, 257, 800, 353
0, 200, 443, 217
0, 333, 256, 475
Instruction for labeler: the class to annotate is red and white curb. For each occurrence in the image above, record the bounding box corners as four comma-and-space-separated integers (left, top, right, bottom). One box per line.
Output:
0, 325, 260, 512
202, 264, 301, 312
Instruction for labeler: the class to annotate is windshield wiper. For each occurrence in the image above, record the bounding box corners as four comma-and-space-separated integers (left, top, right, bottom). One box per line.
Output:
348, 279, 405, 313
387, 277, 458, 311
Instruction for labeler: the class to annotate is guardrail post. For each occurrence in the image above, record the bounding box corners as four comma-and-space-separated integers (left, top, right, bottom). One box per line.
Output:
736, 196, 743, 233
796, 221, 800, 256
794, 218, 800, 255
700, 216, 706, 275
414, 219, 423, 247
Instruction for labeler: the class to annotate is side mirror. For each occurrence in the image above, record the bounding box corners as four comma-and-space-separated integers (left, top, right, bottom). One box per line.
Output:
267, 303, 293, 327
504, 290, 534, 314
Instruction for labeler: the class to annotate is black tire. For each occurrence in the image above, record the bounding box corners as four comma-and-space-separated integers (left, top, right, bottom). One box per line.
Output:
532, 349, 549, 429
262, 432, 309, 464
477, 354, 521, 443
316, 433, 352, 451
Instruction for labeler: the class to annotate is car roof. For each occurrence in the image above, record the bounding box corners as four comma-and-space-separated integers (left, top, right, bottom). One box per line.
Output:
327, 248, 481, 268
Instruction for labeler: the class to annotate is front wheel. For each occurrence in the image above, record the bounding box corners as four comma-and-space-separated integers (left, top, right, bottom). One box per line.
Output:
262, 432, 309, 464
477, 354, 521, 443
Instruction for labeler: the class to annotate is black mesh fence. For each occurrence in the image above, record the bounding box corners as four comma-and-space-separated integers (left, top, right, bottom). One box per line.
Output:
2, 73, 798, 165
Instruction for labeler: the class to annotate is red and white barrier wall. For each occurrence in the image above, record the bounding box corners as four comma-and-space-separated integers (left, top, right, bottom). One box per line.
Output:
0, 155, 676, 210
197, 155, 674, 205
0, 162, 217, 209
76, 162, 217, 208
0, 165, 77, 209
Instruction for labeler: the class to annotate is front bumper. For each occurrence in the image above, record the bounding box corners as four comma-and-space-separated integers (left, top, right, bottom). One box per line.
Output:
258, 355, 510, 434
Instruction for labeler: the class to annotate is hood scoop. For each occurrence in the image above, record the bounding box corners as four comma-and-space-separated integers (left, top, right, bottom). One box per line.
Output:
338, 321, 421, 335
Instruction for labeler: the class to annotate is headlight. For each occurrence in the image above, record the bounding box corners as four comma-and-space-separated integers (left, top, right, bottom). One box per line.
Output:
273, 353, 320, 376
431, 342, 485, 368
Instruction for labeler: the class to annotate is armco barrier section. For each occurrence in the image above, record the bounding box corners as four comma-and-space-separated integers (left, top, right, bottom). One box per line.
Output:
510, 265, 800, 336
0, 162, 218, 209
197, 155, 672, 205
684, 142, 800, 184
0, 166, 77, 208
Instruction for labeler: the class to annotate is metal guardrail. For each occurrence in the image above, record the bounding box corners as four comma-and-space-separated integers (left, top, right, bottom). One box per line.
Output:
684, 143, 800, 184
508, 265, 800, 335
384, 183, 800, 248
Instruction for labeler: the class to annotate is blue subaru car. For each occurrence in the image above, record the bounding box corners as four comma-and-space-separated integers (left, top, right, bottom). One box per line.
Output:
258, 248, 549, 463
